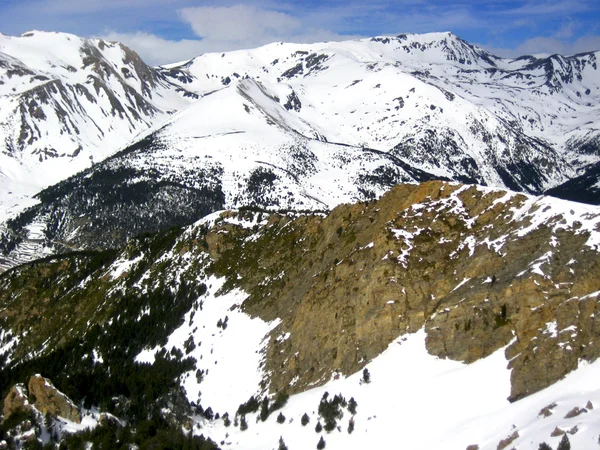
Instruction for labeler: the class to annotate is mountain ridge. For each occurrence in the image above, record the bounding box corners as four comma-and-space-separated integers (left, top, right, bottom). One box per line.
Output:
1, 180, 600, 449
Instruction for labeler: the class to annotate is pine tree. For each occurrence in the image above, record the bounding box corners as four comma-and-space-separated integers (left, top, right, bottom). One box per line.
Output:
315, 421, 323, 433
301, 413, 310, 426
260, 397, 270, 422
557, 434, 570, 450
361, 368, 371, 384
348, 397, 357, 415
538, 443, 553, 450
240, 415, 248, 431
276, 412, 286, 424
347, 418, 355, 434
278, 436, 288, 450
317, 436, 326, 449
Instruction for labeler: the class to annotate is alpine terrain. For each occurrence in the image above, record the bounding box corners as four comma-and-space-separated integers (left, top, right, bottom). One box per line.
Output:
0, 30, 599, 450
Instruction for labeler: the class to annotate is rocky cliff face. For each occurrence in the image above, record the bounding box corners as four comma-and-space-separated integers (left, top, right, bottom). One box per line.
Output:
2, 385, 29, 420
204, 181, 600, 401
2, 376, 81, 424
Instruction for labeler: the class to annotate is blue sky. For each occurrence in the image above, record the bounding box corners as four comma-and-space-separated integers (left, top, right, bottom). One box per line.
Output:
1, 0, 599, 65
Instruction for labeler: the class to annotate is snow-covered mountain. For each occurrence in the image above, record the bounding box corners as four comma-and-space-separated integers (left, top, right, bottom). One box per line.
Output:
160, 31, 599, 191
1, 31, 599, 271
0, 30, 196, 219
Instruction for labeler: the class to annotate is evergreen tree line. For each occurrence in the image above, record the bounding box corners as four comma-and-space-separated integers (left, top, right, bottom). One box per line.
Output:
0, 250, 214, 446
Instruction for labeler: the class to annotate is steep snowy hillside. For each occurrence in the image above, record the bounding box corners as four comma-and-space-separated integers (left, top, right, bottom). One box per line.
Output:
162, 32, 598, 191
0, 76, 440, 271
0, 30, 196, 219
1, 181, 599, 449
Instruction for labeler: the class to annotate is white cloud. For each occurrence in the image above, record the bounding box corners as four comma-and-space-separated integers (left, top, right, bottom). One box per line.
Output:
100, 5, 363, 66
482, 34, 600, 58
554, 20, 576, 39
179, 5, 302, 42
101, 4, 364, 66
515, 34, 600, 56
100, 31, 207, 66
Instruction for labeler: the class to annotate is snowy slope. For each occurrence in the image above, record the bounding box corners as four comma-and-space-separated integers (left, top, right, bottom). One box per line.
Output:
195, 329, 600, 450
0, 30, 196, 220
162, 32, 599, 191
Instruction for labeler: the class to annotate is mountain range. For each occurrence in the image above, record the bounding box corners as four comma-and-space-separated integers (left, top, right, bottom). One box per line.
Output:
0, 30, 599, 271
0, 29, 599, 450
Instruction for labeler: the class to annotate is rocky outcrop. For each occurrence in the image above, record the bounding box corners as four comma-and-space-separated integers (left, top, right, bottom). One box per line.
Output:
27, 375, 81, 423
2, 384, 31, 420
206, 181, 600, 400
1, 180, 599, 411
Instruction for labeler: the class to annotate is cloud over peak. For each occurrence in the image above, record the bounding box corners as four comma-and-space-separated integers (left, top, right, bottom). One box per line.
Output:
179, 5, 301, 43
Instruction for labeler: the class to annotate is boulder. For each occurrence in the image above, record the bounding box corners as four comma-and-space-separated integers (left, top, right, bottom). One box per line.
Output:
564, 406, 587, 419
27, 375, 81, 423
2, 384, 31, 420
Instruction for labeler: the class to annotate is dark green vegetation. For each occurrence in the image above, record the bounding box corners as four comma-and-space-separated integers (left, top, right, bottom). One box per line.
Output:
57, 419, 218, 450
0, 132, 225, 257
0, 412, 218, 450
318, 392, 349, 432
545, 160, 600, 205
0, 226, 219, 449
236, 391, 289, 423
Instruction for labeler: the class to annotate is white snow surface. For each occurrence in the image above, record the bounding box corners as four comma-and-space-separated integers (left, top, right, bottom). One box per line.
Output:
0, 30, 195, 220
192, 328, 600, 450
135, 276, 279, 414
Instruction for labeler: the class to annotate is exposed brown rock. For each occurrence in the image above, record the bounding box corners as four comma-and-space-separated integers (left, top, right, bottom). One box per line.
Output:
27, 375, 81, 423
497, 431, 519, 450
586, 400, 593, 409
551, 427, 565, 437
564, 406, 587, 419
568, 425, 579, 435
466, 445, 480, 450
206, 181, 600, 400
538, 402, 557, 418
2, 384, 31, 420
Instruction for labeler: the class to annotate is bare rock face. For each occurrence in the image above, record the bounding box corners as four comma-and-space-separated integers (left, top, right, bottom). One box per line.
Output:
497, 431, 519, 450
2, 384, 31, 420
206, 181, 600, 401
27, 375, 81, 423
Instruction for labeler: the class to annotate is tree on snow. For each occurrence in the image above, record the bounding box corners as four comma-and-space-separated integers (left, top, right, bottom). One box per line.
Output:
557, 434, 570, 450
317, 436, 326, 449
